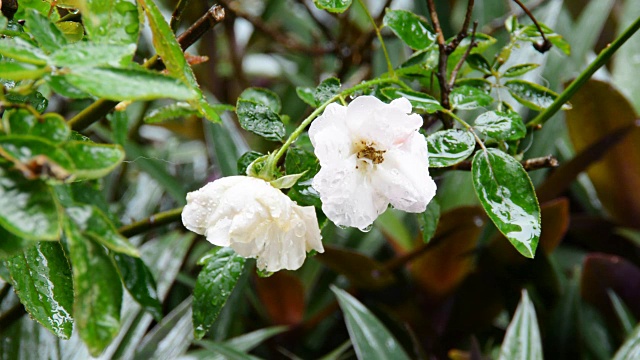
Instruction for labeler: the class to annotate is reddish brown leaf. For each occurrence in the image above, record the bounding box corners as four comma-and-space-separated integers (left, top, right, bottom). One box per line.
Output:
539, 198, 569, 255
255, 271, 305, 325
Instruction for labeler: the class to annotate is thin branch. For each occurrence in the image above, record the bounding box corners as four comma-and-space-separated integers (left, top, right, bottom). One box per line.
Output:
170, 0, 190, 33
446, 155, 559, 171
176, 5, 225, 51
118, 207, 184, 238
446, 0, 475, 53
426, 0, 452, 128
449, 21, 478, 88
483, 0, 544, 34
511, 0, 551, 53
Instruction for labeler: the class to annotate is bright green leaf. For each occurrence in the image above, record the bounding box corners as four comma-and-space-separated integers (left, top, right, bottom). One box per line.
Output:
426, 129, 476, 167
144, 102, 200, 123
236, 99, 285, 142
0, 61, 48, 80
474, 110, 526, 141
83, 0, 139, 47
381, 87, 444, 114
285, 140, 321, 207
472, 148, 541, 258
296, 86, 317, 107
23, 9, 67, 53
48, 75, 92, 99
0, 135, 75, 179
314, 0, 352, 13
56, 21, 84, 42
455, 78, 493, 93
505, 79, 571, 111
50, 43, 136, 68
450, 85, 494, 110
4, 90, 48, 113
62, 141, 125, 179
270, 171, 307, 189
4, 110, 70, 143
498, 290, 543, 360
383, 9, 435, 50
0, 37, 49, 65
113, 253, 163, 321
503, 63, 539, 78
417, 199, 440, 244
239, 87, 282, 113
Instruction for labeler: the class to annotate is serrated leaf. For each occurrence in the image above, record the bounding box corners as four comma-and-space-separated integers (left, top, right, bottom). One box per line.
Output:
474, 110, 526, 141
0, 37, 48, 64
192, 247, 246, 339
4, 110, 70, 143
237, 151, 263, 175
418, 199, 440, 244
466, 54, 492, 75
505, 79, 570, 111
383, 9, 435, 51
63, 218, 122, 356
6, 241, 74, 339
313, 0, 352, 13
0, 61, 48, 80
63, 141, 125, 179
426, 129, 476, 167
64, 67, 197, 101
331, 286, 410, 360
450, 85, 493, 110
66, 204, 139, 257
498, 290, 543, 360
472, 148, 541, 258
84, 0, 139, 47
50, 43, 136, 68
236, 99, 285, 142
296, 86, 317, 107
239, 87, 281, 113
23, 9, 67, 53
314, 77, 341, 105
113, 253, 163, 321
381, 87, 444, 114
503, 63, 539, 78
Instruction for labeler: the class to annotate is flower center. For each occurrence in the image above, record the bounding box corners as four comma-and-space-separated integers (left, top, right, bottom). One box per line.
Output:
355, 140, 385, 165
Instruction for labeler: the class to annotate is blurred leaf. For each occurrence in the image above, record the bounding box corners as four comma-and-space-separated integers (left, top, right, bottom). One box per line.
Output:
314, 77, 341, 105
612, 0, 640, 113
63, 218, 122, 356
498, 290, 543, 360
4, 90, 48, 113
318, 341, 353, 360
608, 290, 636, 336
613, 323, 640, 360
236, 99, 285, 142
317, 246, 395, 290
48, 75, 92, 99
0, 225, 30, 259
296, 87, 317, 107
505, 79, 570, 111
0, 61, 48, 80
466, 54, 492, 75
383, 9, 435, 50
112, 253, 163, 321
539, 198, 569, 255
376, 209, 413, 251
136, 297, 193, 360
426, 129, 475, 167
239, 87, 282, 113
109, 110, 128, 146
64, 67, 197, 101
66, 204, 139, 257
381, 88, 443, 113
193, 247, 246, 339
417, 199, 440, 244
519, 23, 571, 55
503, 63, 539, 78
473, 110, 526, 141
450, 85, 493, 110
196, 342, 259, 360
62, 141, 124, 180
331, 286, 410, 360
23, 9, 67, 53
0, 166, 61, 240
50, 43, 135, 67
4, 110, 69, 143
455, 78, 493, 93
144, 102, 200, 124
6, 241, 74, 339
57, 21, 84, 42
83, 0, 139, 47
0, 37, 48, 64
314, 0, 352, 13
472, 148, 540, 258
565, 80, 640, 228
255, 271, 305, 325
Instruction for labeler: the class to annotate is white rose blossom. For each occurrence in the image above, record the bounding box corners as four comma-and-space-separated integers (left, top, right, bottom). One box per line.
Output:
309, 95, 437, 231
182, 176, 324, 272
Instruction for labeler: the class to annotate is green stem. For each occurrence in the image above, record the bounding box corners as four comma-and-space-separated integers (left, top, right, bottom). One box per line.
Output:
443, 109, 487, 151
527, 15, 640, 127
356, 0, 394, 76
118, 207, 184, 238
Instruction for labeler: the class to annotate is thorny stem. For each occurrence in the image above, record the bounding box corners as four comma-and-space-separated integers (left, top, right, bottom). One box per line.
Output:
119, 207, 184, 238
356, 0, 394, 76
511, 0, 551, 53
527, 15, 640, 128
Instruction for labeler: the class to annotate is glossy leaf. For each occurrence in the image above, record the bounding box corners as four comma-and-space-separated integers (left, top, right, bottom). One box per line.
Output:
426, 129, 476, 167
455, 78, 493, 93
64, 67, 197, 101
314, 77, 341, 105
472, 148, 541, 258
466, 54, 492, 75
57, 21, 84, 42
6, 241, 74, 339
498, 290, 543, 360
63, 218, 122, 356
450, 85, 493, 110
503, 63, 539, 78
0, 37, 48, 64
0, 166, 61, 240
63, 141, 125, 179
83, 0, 139, 47
473, 110, 526, 141
285, 140, 321, 207
144, 102, 200, 124
383, 9, 435, 50
314, 0, 352, 13
0, 61, 48, 80
112, 253, 163, 321
0, 136, 75, 178
418, 199, 440, 243
5, 90, 48, 113
239, 87, 281, 113
23, 9, 67, 53
66, 204, 139, 257
236, 99, 285, 142
48, 75, 91, 99
0, 225, 30, 259
332, 286, 410, 360
4, 110, 70, 143
381, 87, 444, 113
613, 323, 640, 360
50, 43, 136, 68
519, 23, 571, 55
505, 79, 570, 111
237, 151, 264, 176
193, 247, 246, 339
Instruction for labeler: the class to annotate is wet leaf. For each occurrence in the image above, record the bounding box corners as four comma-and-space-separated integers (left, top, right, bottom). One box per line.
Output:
383, 9, 435, 50
0, 37, 48, 64
83, 0, 139, 47
236, 99, 285, 142
4, 110, 70, 143
472, 148, 541, 258
314, 77, 341, 105
426, 129, 476, 167
503, 63, 539, 78
417, 199, 440, 244
455, 78, 493, 94
314, 0, 352, 13
498, 290, 543, 360
332, 286, 410, 360
57, 21, 84, 42
23, 9, 67, 53
144, 102, 200, 123
505, 79, 570, 111
0, 61, 48, 80
63, 141, 124, 179
381, 87, 443, 113
473, 110, 526, 141
285, 141, 321, 207
5, 90, 48, 113
6, 241, 74, 339
450, 85, 493, 110
255, 272, 305, 325
193, 247, 246, 340
50, 43, 136, 68
112, 253, 163, 321
237, 151, 263, 176
466, 54, 492, 75
0, 136, 75, 178
239, 87, 282, 113
296, 86, 317, 107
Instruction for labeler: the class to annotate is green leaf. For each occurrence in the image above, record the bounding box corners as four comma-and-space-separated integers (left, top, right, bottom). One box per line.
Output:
83, 0, 140, 47
50, 43, 136, 68
63, 218, 122, 356
426, 129, 476, 167
314, 77, 341, 105
383, 9, 435, 50
471, 148, 541, 258
3, 110, 70, 143
450, 85, 493, 110
270, 172, 307, 189
498, 290, 543, 360
331, 286, 410, 360
608, 290, 636, 336
193, 247, 246, 340
0, 61, 48, 80
285, 140, 321, 207
23, 9, 67, 53
314, 0, 352, 13
503, 63, 539, 78
519, 23, 571, 55
505, 79, 570, 111
473, 110, 526, 141
0, 166, 62, 240
195, 342, 259, 360
64, 67, 198, 101
381, 87, 444, 114
237, 151, 264, 176
57, 21, 85, 42
613, 323, 640, 360
0, 135, 75, 180
144, 102, 200, 123
66, 204, 139, 257
138, 0, 220, 123
63, 141, 125, 179
112, 253, 163, 321
48, 75, 92, 99
466, 54, 492, 75
236, 99, 285, 142
455, 78, 493, 93
6, 241, 74, 339
0, 37, 49, 64
5, 90, 48, 113
0, 225, 30, 259
296, 86, 318, 107
239, 87, 282, 113
109, 110, 128, 146
417, 199, 440, 244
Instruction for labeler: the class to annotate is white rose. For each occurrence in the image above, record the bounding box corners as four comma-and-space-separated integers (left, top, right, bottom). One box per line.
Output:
182, 176, 324, 272
309, 95, 437, 231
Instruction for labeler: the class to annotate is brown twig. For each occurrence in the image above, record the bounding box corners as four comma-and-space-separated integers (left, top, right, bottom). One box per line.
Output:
449, 21, 478, 88
446, 0, 475, 53
118, 207, 183, 238
447, 155, 559, 171
483, 0, 544, 34
177, 5, 225, 51
511, 0, 552, 53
